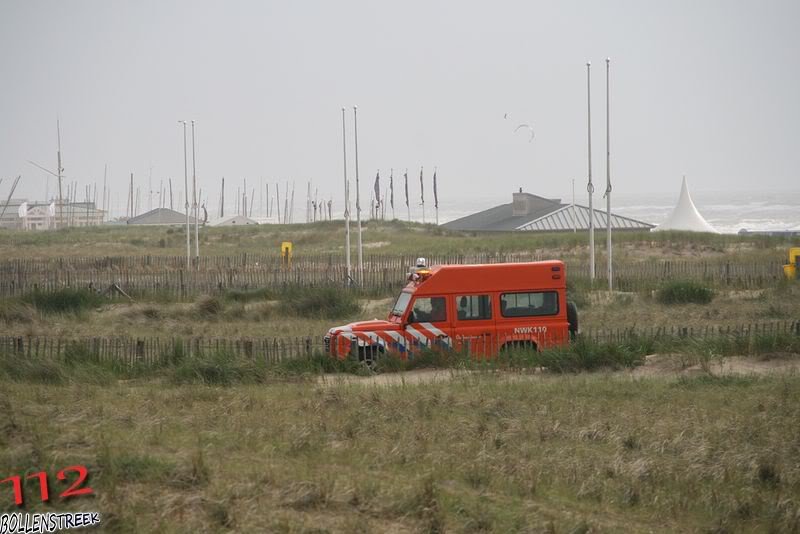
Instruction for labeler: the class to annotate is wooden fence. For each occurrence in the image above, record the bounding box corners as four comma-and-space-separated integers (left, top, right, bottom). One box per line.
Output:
1, 320, 797, 367
0, 253, 786, 297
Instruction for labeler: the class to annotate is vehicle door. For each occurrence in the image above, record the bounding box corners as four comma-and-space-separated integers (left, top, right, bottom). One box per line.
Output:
405, 295, 452, 352
498, 290, 564, 348
452, 294, 495, 358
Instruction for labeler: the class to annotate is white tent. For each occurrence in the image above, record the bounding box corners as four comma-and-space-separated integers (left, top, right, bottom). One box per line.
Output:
210, 215, 259, 227
653, 177, 718, 233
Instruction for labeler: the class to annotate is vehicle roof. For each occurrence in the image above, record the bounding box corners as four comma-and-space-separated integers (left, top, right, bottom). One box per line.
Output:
407, 261, 566, 294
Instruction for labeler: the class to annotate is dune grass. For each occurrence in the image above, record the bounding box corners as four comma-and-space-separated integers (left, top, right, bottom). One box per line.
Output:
0, 219, 793, 259
1, 370, 799, 532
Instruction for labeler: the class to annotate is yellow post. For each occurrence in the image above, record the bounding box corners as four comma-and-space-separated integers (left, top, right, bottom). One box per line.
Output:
784, 247, 800, 280
281, 241, 293, 269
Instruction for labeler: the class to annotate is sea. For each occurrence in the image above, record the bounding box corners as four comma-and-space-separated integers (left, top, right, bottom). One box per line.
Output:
433, 189, 800, 234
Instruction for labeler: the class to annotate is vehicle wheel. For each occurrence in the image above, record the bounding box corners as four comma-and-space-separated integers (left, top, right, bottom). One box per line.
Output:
500, 340, 536, 353
358, 345, 383, 368
567, 301, 579, 339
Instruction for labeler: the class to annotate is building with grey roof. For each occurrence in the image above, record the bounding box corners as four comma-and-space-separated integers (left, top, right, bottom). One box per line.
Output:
127, 208, 197, 226
442, 190, 654, 232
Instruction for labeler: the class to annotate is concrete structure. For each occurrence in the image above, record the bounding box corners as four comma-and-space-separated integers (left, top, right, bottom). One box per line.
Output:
127, 208, 197, 226
653, 177, 717, 233
442, 191, 653, 232
210, 215, 259, 227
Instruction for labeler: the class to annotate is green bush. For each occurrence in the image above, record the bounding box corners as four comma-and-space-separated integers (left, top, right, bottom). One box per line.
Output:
278, 287, 361, 319
194, 295, 223, 316
223, 287, 274, 303
22, 288, 105, 314
656, 281, 714, 305
168, 350, 272, 386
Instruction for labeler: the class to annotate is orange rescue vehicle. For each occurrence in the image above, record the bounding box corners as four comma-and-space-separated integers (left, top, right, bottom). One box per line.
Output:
324, 260, 578, 363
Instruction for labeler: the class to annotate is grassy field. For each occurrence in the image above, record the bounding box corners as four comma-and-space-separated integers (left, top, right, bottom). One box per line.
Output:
2, 369, 799, 533
0, 220, 793, 261
2, 224, 799, 532
1, 282, 798, 340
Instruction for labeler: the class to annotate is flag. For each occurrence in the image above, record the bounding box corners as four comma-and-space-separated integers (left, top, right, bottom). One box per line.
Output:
404, 171, 409, 207
373, 171, 380, 207
48, 202, 56, 217
433, 169, 438, 209
389, 170, 394, 209
17, 202, 28, 218
419, 168, 424, 204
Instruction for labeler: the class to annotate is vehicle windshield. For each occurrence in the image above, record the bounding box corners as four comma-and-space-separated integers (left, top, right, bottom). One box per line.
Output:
391, 291, 412, 317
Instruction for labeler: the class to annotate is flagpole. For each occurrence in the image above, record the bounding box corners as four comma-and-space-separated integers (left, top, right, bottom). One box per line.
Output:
341, 108, 351, 284
191, 120, 199, 267
390, 169, 395, 220
605, 57, 613, 292
179, 120, 190, 269
353, 106, 364, 285
586, 62, 595, 283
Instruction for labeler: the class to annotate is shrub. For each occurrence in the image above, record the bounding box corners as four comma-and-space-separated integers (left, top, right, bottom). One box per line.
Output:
656, 281, 714, 305
278, 287, 360, 319
0, 353, 65, 384
0, 300, 36, 323
194, 295, 223, 316
223, 287, 274, 303
22, 288, 105, 314
168, 351, 271, 385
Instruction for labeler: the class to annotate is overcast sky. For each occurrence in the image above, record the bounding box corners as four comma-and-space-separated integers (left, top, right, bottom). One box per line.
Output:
1, 0, 798, 216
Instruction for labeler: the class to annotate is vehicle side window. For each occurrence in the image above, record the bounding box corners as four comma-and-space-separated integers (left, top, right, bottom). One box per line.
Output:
409, 297, 447, 323
456, 295, 491, 321
500, 291, 559, 317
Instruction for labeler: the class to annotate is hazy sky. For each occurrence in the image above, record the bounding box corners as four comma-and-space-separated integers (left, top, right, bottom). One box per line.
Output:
1, 0, 798, 216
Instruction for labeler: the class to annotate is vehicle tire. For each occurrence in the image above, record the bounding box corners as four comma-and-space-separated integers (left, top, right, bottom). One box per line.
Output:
358, 345, 383, 368
567, 301, 579, 339
500, 340, 536, 354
